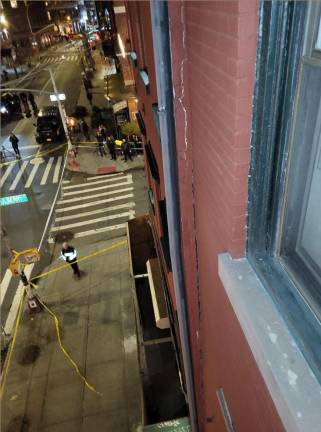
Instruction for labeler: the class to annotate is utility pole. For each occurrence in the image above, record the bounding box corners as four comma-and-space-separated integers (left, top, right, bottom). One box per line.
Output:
48, 67, 72, 150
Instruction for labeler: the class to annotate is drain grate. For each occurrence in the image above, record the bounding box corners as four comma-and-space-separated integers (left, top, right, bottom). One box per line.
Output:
16, 345, 40, 365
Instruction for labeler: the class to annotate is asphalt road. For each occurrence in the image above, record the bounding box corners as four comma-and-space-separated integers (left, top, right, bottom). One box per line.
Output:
1, 42, 83, 328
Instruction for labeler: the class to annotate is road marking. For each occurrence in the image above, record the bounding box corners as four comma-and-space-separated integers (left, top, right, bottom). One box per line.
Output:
24, 160, 44, 188
19, 144, 40, 150
40, 157, 54, 185
55, 193, 134, 213
0, 269, 12, 305
4, 264, 34, 335
53, 156, 63, 184
86, 172, 124, 181
9, 161, 28, 191
62, 174, 130, 190
50, 210, 134, 232
62, 180, 70, 184
48, 223, 127, 243
62, 179, 132, 196
0, 163, 14, 188
55, 202, 135, 222
57, 187, 134, 204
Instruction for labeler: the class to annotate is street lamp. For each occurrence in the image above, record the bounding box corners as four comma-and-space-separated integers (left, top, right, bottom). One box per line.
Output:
47, 68, 72, 150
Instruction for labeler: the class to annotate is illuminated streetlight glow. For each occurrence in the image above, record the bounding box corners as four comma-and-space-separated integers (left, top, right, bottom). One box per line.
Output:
117, 34, 126, 59
0, 14, 8, 27
50, 93, 66, 102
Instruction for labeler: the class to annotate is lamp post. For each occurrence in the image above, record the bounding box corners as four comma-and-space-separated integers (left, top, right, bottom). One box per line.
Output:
47, 67, 72, 150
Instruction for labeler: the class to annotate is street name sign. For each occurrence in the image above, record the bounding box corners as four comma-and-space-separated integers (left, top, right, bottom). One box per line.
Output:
0, 194, 29, 206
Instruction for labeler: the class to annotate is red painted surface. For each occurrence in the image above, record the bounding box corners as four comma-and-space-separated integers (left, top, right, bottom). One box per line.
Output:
168, 1, 284, 431
96, 166, 116, 174
127, 1, 285, 431
126, 1, 176, 307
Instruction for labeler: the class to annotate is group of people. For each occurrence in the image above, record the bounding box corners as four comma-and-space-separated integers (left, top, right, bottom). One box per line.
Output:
20, 92, 38, 117
96, 125, 117, 160
95, 125, 134, 162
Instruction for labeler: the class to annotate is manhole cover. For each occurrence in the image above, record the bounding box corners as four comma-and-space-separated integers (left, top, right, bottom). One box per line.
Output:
53, 230, 74, 243
16, 345, 40, 365
7, 416, 29, 432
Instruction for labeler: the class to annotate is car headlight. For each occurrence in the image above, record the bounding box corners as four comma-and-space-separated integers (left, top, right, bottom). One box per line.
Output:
0, 106, 8, 114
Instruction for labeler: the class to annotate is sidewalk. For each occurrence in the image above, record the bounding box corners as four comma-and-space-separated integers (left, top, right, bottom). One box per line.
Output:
69, 47, 144, 175
1, 237, 142, 432
1, 47, 144, 431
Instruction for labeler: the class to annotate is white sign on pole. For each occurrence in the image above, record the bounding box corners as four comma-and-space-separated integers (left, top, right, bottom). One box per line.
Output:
112, 100, 128, 113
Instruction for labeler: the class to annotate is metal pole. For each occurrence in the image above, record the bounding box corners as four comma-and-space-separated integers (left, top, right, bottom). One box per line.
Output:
48, 67, 72, 150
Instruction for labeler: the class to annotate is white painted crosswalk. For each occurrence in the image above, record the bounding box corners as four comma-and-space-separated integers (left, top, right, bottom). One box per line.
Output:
40, 54, 79, 65
0, 156, 64, 191
48, 173, 136, 243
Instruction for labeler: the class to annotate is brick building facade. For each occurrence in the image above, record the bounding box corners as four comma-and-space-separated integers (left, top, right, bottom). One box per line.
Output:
126, 1, 321, 431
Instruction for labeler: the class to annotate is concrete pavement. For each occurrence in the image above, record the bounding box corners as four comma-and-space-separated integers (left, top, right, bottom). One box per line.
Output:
1, 237, 142, 432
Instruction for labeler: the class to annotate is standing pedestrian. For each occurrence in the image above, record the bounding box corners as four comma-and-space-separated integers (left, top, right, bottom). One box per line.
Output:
9, 133, 21, 159
121, 139, 132, 162
108, 135, 116, 160
28, 92, 38, 113
60, 241, 81, 278
86, 90, 93, 105
82, 119, 90, 140
96, 130, 106, 157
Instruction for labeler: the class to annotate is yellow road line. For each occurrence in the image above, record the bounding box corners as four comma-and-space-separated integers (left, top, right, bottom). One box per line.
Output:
0, 293, 24, 398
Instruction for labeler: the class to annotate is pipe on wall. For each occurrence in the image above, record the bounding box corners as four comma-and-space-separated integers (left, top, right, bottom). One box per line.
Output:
149, 1, 198, 430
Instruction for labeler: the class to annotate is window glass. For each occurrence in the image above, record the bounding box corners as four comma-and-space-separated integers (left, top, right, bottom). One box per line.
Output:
315, 18, 321, 50
280, 16, 321, 314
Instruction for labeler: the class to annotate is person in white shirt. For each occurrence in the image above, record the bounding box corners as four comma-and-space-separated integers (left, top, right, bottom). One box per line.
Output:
60, 241, 80, 278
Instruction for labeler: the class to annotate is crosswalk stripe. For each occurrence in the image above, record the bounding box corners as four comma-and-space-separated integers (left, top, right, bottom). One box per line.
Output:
50, 210, 134, 232
25, 160, 43, 188
53, 156, 63, 183
62, 179, 132, 197
55, 57, 60, 63
57, 186, 134, 204
9, 161, 28, 191
55, 202, 135, 222
48, 223, 127, 243
0, 163, 14, 188
55, 193, 134, 213
86, 173, 124, 181
62, 180, 71, 184
0, 269, 12, 305
40, 157, 54, 185
62, 174, 130, 190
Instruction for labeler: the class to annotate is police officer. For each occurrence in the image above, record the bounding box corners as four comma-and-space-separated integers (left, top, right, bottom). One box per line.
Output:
60, 241, 81, 278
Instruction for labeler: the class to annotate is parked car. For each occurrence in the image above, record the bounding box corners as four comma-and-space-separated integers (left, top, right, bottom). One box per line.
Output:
0, 93, 22, 122
35, 106, 65, 144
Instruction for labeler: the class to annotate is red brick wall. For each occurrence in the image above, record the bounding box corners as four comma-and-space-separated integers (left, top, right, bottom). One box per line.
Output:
169, 1, 285, 431
126, 1, 176, 306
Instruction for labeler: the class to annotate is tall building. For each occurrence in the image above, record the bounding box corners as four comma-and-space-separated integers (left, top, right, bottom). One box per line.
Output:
1, 0, 57, 62
126, 1, 321, 431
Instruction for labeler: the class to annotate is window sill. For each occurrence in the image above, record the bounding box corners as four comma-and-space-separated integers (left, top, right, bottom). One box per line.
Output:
218, 253, 321, 432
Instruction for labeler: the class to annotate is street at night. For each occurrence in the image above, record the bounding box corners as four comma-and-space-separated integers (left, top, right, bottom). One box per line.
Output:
1, 1, 321, 432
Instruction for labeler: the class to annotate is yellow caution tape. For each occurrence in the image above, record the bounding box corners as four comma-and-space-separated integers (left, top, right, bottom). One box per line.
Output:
0, 143, 67, 167
29, 239, 127, 283
1, 239, 128, 397
0, 292, 25, 398
36, 295, 103, 396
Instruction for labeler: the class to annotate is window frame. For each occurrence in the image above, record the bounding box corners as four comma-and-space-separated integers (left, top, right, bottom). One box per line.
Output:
248, 0, 321, 383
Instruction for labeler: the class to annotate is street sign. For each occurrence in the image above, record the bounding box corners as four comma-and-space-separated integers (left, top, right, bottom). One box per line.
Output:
113, 100, 128, 113
0, 194, 29, 206
143, 418, 191, 431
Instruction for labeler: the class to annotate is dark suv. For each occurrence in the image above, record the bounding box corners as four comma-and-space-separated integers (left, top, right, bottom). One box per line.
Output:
35, 106, 65, 144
